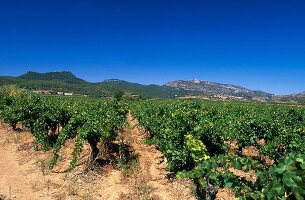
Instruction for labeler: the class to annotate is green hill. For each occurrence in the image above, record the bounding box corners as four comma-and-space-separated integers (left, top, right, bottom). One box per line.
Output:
1, 71, 301, 102
97, 80, 195, 98
0, 71, 188, 98
19, 71, 87, 84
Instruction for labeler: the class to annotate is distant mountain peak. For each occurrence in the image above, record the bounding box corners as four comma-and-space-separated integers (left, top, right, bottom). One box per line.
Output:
165, 79, 273, 101
19, 71, 87, 84
192, 79, 201, 84
103, 79, 125, 83
23, 70, 73, 75
191, 79, 211, 84
292, 91, 305, 97
0, 70, 299, 102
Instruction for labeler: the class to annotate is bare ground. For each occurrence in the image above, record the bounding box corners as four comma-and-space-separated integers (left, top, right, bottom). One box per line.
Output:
0, 122, 66, 200
122, 114, 196, 200
0, 115, 196, 200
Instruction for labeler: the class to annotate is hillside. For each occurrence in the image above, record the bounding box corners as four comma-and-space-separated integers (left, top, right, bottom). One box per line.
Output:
293, 91, 305, 97
97, 79, 198, 98
1, 71, 304, 102
19, 71, 87, 84
0, 71, 190, 98
165, 79, 273, 101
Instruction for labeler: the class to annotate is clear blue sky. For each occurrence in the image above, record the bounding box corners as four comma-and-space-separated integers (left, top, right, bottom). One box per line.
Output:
0, 0, 304, 95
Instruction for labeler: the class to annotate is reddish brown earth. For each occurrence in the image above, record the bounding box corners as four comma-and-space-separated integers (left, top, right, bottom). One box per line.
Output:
242, 146, 260, 158
0, 116, 195, 200
123, 114, 196, 200
215, 188, 235, 200
224, 140, 239, 150
0, 122, 65, 200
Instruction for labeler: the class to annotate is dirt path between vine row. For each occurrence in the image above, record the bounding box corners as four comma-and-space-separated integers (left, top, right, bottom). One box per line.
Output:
0, 122, 66, 200
122, 113, 196, 200
0, 116, 196, 200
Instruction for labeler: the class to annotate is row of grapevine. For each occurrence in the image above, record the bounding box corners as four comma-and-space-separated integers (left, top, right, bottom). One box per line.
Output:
0, 86, 128, 169
131, 100, 305, 199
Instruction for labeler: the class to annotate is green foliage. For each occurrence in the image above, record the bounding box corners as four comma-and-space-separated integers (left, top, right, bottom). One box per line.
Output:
1, 87, 305, 198
257, 154, 305, 200
131, 99, 305, 199
184, 134, 210, 163
19, 71, 87, 84
0, 72, 194, 98
0, 87, 128, 170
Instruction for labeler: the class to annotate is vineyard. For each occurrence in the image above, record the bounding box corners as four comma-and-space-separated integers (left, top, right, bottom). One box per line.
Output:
0, 87, 128, 171
131, 100, 305, 199
0, 86, 305, 199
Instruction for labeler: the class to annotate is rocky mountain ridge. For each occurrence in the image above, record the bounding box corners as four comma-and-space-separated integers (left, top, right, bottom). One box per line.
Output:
164, 79, 274, 101
0, 71, 304, 102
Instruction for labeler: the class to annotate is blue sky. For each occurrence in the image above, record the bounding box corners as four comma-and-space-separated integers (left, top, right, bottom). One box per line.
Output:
0, 0, 304, 95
